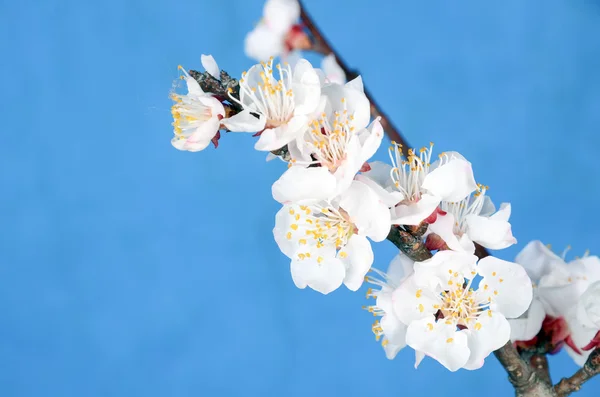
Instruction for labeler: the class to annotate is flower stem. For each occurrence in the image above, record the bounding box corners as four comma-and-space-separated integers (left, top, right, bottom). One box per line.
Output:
554, 348, 600, 397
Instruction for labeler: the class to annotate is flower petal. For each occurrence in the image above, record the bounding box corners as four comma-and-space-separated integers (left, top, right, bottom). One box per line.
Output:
477, 256, 533, 319
422, 159, 477, 202
380, 314, 407, 359
355, 174, 404, 208
244, 24, 285, 62
321, 53, 346, 84
272, 166, 337, 204
406, 317, 470, 372
222, 110, 266, 133
171, 116, 220, 152
290, 254, 345, 294
465, 208, 517, 250
392, 275, 439, 324
339, 180, 391, 242
362, 161, 394, 188
292, 59, 321, 115
339, 235, 374, 291
463, 311, 511, 370
577, 281, 600, 328
263, 0, 300, 34
201, 54, 220, 80
357, 118, 384, 165
331, 136, 362, 196
515, 240, 565, 282
391, 193, 441, 226
413, 250, 478, 290
427, 212, 475, 253
272, 204, 310, 258
254, 114, 308, 151
414, 350, 426, 368
185, 76, 204, 95
509, 297, 545, 342
345, 75, 364, 92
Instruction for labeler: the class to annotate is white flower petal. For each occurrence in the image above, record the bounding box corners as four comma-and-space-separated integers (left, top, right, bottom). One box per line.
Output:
357, 118, 384, 165
272, 204, 309, 258
421, 159, 477, 202
222, 110, 265, 133
272, 166, 337, 204
355, 174, 404, 208
339, 180, 391, 242
292, 59, 321, 115
185, 76, 204, 95
244, 24, 285, 62
465, 210, 517, 250
340, 235, 374, 291
515, 240, 564, 282
463, 311, 511, 370
362, 161, 394, 188
406, 317, 470, 372
290, 254, 345, 294
321, 53, 346, 84
413, 250, 478, 290
331, 136, 362, 196
577, 281, 600, 328
427, 212, 474, 253
201, 54, 220, 80
386, 253, 416, 285
391, 194, 441, 226
381, 314, 407, 359
171, 116, 220, 152
263, 0, 300, 34
509, 297, 546, 342
345, 75, 364, 92
254, 114, 308, 151
392, 275, 439, 324
414, 350, 426, 368
477, 256, 533, 319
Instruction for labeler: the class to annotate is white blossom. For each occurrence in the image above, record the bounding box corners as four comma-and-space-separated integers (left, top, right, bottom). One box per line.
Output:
427, 184, 517, 253
170, 56, 263, 152
392, 251, 532, 371
244, 0, 309, 62
361, 145, 478, 227
229, 58, 321, 151
510, 240, 600, 366
273, 180, 391, 294
272, 77, 383, 203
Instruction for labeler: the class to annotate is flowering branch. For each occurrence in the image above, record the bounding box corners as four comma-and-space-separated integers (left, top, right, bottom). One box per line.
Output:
169, 1, 600, 395
554, 348, 600, 396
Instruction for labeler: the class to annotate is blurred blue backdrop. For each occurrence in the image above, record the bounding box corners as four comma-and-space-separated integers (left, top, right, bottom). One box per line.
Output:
1, 0, 599, 395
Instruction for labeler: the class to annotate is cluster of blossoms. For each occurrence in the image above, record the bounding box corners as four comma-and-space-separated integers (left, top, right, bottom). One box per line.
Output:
168, 0, 599, 376
510, 241, 600, 366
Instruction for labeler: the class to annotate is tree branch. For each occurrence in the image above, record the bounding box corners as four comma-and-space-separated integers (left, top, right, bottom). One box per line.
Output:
554, 348, 600, 397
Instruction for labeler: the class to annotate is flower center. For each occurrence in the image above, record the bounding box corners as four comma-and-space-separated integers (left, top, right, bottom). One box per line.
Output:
430, 271, 492, 330
170, 93, 214, 138
439, 184, 488, 235
304, 105, 355, 171
389, 142, 434, 202
286, 204, 356, 254
236, 59, 295, 127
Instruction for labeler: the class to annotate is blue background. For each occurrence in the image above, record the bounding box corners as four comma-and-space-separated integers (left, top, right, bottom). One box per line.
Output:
1, 0, 599, 395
